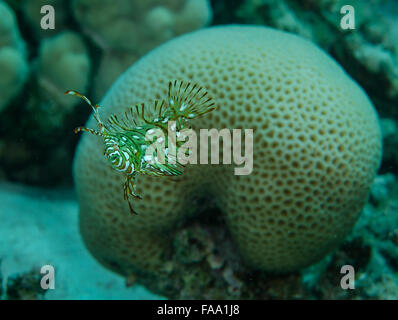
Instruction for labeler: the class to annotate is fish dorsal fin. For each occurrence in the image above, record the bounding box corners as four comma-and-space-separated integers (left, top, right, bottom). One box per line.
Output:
168, 80, 216, 119
106, 100, 167, 131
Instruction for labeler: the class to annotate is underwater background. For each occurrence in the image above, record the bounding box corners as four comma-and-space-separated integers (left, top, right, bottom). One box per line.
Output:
0, 0, 397, 300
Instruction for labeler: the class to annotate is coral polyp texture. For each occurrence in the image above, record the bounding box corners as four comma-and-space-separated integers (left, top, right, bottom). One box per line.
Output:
73, 26, 382, 290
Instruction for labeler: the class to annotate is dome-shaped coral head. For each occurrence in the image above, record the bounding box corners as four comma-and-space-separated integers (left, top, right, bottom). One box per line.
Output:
66, 80, 216, 215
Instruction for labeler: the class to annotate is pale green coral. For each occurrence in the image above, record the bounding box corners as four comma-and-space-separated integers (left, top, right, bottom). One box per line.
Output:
0, 1, 28, 112
237, 0, 398, 112
74, 26, 382, 299
71, 0, 212, 99
37, 31, 91, 123
72, 0, 211, 52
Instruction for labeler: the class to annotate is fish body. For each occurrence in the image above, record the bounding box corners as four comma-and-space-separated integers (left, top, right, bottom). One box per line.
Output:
67, 80, 216, 214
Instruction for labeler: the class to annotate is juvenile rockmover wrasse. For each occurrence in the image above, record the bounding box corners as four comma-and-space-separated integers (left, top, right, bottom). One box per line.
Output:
67, 80, 216, 215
